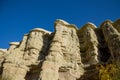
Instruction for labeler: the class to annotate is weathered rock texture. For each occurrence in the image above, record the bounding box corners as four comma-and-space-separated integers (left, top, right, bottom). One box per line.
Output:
0, 19, 120, 80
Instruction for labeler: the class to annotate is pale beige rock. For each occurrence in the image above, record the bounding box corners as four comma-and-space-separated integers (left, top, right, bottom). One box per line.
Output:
101, 21, 120, 61
0, 49, 6, 75
31, 28, 51, 34
9, 42, 20, 50
78, 23, 99, 65
24, 28, 51, 65
40, 20, 84, 80
0, 49, 7, 53
0, 19, 120, 80
19, 34, 28, 50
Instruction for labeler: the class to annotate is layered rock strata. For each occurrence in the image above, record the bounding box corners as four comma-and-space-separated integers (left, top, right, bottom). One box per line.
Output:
0, 19, 120, 80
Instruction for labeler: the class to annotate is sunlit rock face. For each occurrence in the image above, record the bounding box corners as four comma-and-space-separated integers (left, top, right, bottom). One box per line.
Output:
0, 19, 120, 80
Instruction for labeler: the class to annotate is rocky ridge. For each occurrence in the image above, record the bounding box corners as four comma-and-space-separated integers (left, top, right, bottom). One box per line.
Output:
0, 19, 120, 80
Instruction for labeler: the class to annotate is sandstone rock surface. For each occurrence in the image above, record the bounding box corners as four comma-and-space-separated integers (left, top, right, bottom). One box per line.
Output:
0, 19, 120, 80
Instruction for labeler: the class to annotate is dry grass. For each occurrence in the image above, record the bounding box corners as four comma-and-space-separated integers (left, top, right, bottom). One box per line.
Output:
96, 63, 120, 80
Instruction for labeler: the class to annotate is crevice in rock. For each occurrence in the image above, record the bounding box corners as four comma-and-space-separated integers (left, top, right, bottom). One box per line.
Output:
25, 65, 41, 80
99, 47, 111, 62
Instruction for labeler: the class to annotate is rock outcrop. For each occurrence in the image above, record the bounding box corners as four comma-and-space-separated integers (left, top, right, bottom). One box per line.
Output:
0, 19, 120, 80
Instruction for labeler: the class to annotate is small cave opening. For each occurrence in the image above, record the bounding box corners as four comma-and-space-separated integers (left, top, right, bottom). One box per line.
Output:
25, 65, 41, 80
99, 47, 111, 62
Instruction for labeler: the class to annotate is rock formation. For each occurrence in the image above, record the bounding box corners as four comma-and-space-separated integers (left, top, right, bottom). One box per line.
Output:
0, 19, 120, 80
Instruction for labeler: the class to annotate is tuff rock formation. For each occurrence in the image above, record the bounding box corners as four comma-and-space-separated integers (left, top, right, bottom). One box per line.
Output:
0, 19, 120, 80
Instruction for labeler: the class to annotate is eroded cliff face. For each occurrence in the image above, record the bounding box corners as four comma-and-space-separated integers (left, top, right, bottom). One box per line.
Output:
0, 19, 120, 80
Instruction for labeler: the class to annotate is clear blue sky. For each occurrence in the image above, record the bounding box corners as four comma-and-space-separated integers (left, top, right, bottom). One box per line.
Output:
0, 0, 120, 48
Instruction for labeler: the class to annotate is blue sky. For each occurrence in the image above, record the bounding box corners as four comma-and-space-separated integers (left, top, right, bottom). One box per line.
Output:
0, 0, 120, 48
